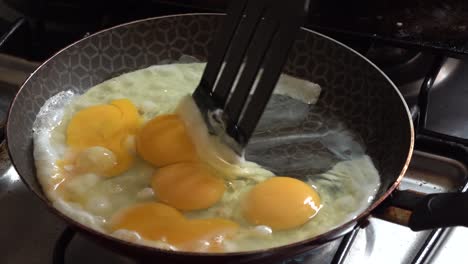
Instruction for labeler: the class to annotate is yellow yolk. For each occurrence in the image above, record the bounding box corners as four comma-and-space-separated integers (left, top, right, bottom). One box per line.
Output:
136, 114, 197, 167
111, 99, 140, 135
66, 99, 140, 177
110, 202, 238, 251
174, 218, 239, 252
152, 163, 225, 211
243, 177, 321, 230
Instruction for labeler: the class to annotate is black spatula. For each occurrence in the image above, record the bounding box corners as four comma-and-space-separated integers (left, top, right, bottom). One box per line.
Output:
192, 0, 310, 153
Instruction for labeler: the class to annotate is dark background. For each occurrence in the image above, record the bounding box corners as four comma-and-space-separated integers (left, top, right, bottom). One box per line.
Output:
1, 0, 468, 61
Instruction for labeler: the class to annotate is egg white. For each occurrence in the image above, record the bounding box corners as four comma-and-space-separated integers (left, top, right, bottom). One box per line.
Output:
33, 61, 380, 252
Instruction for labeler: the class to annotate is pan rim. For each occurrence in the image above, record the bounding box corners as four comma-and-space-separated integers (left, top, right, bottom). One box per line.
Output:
5, 13, 414, 258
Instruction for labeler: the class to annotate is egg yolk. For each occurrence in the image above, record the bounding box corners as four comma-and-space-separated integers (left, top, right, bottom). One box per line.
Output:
152, 162, 225, 211
110, 202, 238, 251
243, 177, 321, 230
136, 114, 197, 167
66, 99, 140, 177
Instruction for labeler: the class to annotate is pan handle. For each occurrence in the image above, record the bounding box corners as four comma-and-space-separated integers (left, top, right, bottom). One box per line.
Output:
377, 189, 468, 231
374, 132, 468, 231
408, 191, 468, 231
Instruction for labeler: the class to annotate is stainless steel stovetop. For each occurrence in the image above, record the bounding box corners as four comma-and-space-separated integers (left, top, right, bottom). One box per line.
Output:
1, 52, 467, 264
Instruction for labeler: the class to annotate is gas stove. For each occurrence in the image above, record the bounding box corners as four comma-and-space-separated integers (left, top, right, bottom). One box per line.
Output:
1, 1, 467, 263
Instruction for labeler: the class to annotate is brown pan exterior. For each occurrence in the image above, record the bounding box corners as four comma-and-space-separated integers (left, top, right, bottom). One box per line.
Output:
6, 14, 413, 263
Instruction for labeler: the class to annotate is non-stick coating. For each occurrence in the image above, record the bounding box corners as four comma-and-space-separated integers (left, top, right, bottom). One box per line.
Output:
6, 14, 413, 263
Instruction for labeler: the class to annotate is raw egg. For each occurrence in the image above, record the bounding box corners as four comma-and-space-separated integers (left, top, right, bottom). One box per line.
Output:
152, 162, 225, 211
33, 62, 381, 252
66, 99, 140, 177
136, 114, 197, 167
110, 202, 238, 251
243, 177, 321, 230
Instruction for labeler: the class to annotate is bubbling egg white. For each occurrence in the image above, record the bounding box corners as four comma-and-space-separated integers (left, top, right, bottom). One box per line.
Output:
33, 61, 380, 252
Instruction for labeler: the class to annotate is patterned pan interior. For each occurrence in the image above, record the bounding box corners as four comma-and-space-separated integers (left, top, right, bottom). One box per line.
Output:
7, 14, 412, 205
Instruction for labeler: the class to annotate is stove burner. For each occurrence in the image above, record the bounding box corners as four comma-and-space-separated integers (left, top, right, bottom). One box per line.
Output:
366, 46, 420, 68
363, 45, 437, 108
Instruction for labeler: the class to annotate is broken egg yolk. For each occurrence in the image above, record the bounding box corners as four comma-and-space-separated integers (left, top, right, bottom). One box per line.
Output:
136, 114, 197, 167
110, 202, 238, 251
152, 162, 225, 211
243, 177, 321, 230
66, 99, 140, 177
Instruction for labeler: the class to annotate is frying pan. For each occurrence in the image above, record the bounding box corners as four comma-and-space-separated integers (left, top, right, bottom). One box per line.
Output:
5, 14, 467, 263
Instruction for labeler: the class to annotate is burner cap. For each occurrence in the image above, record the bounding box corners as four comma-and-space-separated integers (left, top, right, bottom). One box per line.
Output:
366, 46, 420, 68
